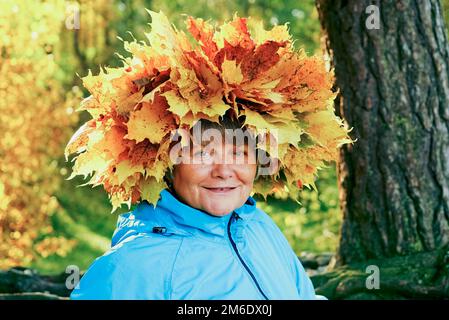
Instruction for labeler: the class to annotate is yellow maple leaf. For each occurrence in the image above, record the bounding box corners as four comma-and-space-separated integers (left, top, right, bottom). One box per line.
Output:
125, 99, 174, 144
115, 87, 145, 115
64, 121, 94, 160
115, 159, 145, 185
247, 17, 292, 45
139, 176, 166, 206
162, 90, 190, 118
303, 108, 351, 149
269, 121, 303, 146
101, 125, 127, 160
201, 95, 230, 118
67, 149, 110, 181
240, 108, 274, 130
222, 59, 243, 85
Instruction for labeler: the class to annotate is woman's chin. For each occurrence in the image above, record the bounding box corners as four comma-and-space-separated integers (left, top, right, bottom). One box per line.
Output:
204, 206, 234, 217
198, 187, 247, 216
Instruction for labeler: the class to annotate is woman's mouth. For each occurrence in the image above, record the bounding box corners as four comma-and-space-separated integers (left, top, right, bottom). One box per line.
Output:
203, 186, 238, 194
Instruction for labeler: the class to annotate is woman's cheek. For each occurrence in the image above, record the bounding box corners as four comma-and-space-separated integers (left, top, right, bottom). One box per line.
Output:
240, 164, 257, 183
192, 165, 214, 182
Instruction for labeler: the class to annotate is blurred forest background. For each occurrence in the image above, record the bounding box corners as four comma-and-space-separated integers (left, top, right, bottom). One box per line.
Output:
1, 0, 449, 275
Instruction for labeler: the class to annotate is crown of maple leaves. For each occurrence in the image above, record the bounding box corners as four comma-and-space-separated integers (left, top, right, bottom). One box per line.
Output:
64, 10, 353, 213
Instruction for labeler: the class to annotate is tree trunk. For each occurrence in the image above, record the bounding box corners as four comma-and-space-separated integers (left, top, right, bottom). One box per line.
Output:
313, 0, 449, 299
316, 0, 449, 263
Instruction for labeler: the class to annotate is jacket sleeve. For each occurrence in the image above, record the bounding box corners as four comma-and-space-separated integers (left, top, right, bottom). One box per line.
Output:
70, 251, 168, 300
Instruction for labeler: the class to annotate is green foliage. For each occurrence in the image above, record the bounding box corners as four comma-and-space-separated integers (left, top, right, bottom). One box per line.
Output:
257, 164, 341, 255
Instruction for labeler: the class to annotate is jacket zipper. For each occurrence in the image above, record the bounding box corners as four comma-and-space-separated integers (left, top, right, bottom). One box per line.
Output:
227, 211, 269, 300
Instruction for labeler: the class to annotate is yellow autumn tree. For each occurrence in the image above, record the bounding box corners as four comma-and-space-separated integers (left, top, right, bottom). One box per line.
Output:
0, 0, 80, 268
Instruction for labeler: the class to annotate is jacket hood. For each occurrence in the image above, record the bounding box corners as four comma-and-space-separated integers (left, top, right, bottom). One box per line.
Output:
111, 188, 258, 247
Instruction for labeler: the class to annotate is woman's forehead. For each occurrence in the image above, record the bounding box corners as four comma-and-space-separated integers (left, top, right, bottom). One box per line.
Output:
193, 140, 252, 150
190, 128, 257, 146
191, 133, 257, 149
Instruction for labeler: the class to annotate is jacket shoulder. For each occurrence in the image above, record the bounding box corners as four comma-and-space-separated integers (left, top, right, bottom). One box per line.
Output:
250, 207, 284, 233
251, 207, 297, 255
70, 234, 183, 300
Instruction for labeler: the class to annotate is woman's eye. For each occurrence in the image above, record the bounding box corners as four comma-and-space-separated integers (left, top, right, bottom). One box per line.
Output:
234, 150, 246, 157
194, 150, 211, 158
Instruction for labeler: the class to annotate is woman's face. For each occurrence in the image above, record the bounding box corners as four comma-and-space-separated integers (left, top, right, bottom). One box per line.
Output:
172, 136, 257, 216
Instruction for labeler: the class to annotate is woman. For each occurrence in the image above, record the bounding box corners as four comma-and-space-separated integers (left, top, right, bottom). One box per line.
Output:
70, 117, 320, 300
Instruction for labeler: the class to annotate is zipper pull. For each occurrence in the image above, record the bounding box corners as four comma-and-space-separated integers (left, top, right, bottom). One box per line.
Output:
233, 211, 242, 221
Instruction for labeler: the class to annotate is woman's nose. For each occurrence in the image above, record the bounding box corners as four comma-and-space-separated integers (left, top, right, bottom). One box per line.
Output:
210, 163, 235, 179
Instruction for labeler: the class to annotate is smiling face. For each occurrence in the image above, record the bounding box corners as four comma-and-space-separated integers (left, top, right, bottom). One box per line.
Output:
171, 124, 258, 216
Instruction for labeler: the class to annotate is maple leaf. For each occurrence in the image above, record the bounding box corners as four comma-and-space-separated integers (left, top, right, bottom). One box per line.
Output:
221, 59, 243, 85
162, 90, 190, 118
303, 108, 352, 150
240, 40, 287, 81
101, 125, 128, 159
139, 176, 166, 205
64, 120, 96, 160
115, 159, 145, 185
125, 95, 176, 144
127, 139, 159, 166
215, 14, 255, 51
186, 16, 218, 60
247, 17, 292, 45
66, 147, 110, 181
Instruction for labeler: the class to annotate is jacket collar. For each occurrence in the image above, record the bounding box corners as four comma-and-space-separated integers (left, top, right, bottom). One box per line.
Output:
111, 188, 258, 247
156, 188, 257, 238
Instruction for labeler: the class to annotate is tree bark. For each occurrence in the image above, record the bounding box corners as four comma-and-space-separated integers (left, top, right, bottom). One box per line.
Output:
316, 0, 449, 266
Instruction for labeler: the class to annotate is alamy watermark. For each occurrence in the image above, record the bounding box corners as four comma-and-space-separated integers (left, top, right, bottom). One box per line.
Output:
65, 264, 80, 290
365, 264, 380, 290
366, 4, 381, 30
65, 2, 80, 30
168, 124, 280, 177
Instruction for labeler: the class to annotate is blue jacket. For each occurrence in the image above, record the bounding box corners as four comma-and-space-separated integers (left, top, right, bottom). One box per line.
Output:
70, 189, 320, 300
